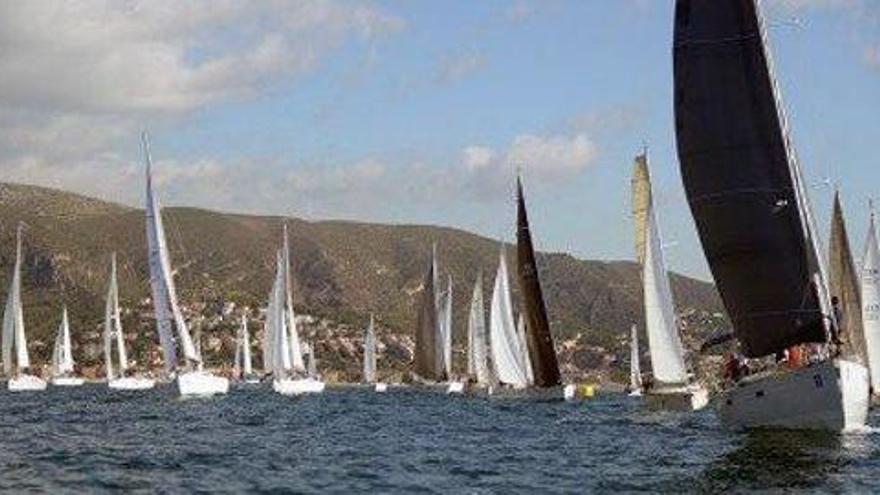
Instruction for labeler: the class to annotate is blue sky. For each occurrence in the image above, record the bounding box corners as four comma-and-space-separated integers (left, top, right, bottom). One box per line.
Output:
0, 0, 877, 280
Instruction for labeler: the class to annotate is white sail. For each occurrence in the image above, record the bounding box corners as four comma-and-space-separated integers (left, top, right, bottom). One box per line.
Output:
306, 342, 318, 378
53, 306, 75, 376
269, 251, 292, 379
861, 212, 880, 392
143, 133, 199, 371
431, 243, 444, 377
3, 224, 29, 375
241, 314, 253, 376
364, 315, 377, 383
489, 249, 528, 387
516, 314, 534, 386
467, 273, 491, 384
438, 276, 453, 377
630, 323, 642, 392
282, 225, 306, 373
643, 201, 688, 384
104, 253, 129, 380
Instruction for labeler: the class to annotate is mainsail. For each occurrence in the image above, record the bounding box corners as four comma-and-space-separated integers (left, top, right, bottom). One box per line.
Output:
104, 253, 128, 380
489, 248, 528, 387
629, 324, 642, 392
282, 225, 306, 373
673, 0, 830, 357
143, 133, 199, 371
631, 153, 652, 265
438, 275, 453, 377
515, 177, 562, 387
643, 200, 689, 384
52, 306, 75, 376
516, 314, 535, 386
3, 223, 29, 376
234, 314, 253, 379
861, 211, 880, 391
413, 252, 444, 381
467, 272, 491, 384
364, 315, 377, 383
828, 192, 866, 364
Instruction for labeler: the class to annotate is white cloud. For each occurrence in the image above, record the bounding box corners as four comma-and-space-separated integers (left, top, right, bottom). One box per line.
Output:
434, 49, 486, 85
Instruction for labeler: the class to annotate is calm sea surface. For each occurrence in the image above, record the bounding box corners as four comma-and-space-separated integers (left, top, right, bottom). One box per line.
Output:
1, 384, 879, 493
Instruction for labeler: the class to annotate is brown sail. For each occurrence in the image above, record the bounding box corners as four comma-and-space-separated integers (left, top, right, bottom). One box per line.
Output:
516, 177, 561, 387
631, 153, 651, 266
828, 192, 867, 364
413, 254, 444, 381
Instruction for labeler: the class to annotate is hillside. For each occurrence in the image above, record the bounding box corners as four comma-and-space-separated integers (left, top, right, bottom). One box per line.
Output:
0, 182, 727, 382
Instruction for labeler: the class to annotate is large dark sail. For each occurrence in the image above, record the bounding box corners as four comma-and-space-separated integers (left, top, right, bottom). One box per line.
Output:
516, 177, 561, 387
413, 258, 443, 381
673, 0, 827, 357
828, 192, 867, 364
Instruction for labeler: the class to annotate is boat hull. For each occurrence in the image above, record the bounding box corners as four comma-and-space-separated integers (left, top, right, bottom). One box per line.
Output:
273, 377, 325, 395
8, 374, 48, 391
645, 383, 709, 411
109, 377, 156, 390
446, 381, 466, 394
718, 358, 868, 432
177, 371, 229, 397
51, 376, 85, 387
374, 382, 388, 393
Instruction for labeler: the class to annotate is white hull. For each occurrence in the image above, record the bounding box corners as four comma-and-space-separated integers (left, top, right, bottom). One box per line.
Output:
51, 376, 85, 387
177, 371, 229, 397
109, 377, 156, 390
446, 381, 466, 394
563, 384, 576, 401
718, 358, 868, 432
273, 377, 325, 395
374, 382, 388, 393
8, 374, 48, 391
629, 390, 643, 397
645, 383, 709, 411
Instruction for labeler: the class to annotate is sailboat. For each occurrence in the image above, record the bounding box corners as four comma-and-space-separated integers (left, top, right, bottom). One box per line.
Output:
412, 245, 448, 386
3, 223, 47, 392
363, 314, 387, 392
628, 324, 643, 397
269, 226, 325, 395
233, 313, 260, 384
631, 152, 708, 411
515, 177, 571, 400
143, 132, 228, 397
50, 306, 84, 386
861, 207, 880, 395
461, 271, 492, 394
488, 247, 529, 393
515, 313, 535, 386
674, 0, 868, 430
105, 253, 155, 390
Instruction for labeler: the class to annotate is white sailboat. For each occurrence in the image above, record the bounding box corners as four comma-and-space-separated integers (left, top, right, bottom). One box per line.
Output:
105, 253, 155, 390
3, 223, 47, 392
363, 314, 387, 392
270, 226, 325, 395
143, 133, 228, 397
50, 306, 84, 386
628, 324, 643, 397
861, 209, 880, 394
440, 275, 466, 394
488, 248, 529, 393
465, 272, 492, 393
674, 0, 867, 430
633, 154, 707, 411
234, 313, 260, 384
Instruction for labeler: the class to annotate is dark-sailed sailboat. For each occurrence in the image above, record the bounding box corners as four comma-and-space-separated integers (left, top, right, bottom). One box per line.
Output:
413, 247, 447, 384
514, 176, 573, 400
673, 0, 868, 430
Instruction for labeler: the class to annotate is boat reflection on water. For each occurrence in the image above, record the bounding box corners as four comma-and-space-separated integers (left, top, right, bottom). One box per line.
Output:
700, 429, 874, 492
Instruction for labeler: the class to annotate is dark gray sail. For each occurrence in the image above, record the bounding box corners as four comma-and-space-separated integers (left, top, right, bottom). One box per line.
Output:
516, 177, 561, 387
413, 257, 444, 381
828, 192, 866, 364
673, 0, 827, 357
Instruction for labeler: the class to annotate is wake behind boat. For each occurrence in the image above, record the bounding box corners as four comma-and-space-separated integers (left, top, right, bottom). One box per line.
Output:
673, 0, 868, 430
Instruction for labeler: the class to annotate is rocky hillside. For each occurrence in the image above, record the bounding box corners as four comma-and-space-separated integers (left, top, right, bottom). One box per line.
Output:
0, 182, 727, 382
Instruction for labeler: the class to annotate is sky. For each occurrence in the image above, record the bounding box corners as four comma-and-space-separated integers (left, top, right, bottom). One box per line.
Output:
0, 0, 878, 281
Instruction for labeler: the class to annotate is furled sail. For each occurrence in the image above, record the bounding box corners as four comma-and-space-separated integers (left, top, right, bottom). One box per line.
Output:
629, 324, 642, 392
467, 272, 491, 384
515, 177, 561, 387
673, 0, 829, 357
52, 306, 75, 376
631, 153, 652, 265
3, 223, 29, 376
143, 133, 199, 371
861, 211, 880, 391
489, 248, 528, 387
643, 201, 689, 384
364, 315, 377, 383
516, 314, 535, 386
104, 253, 128, 380
414, 252, 444, 381
828, 192, 866, 364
